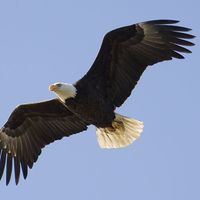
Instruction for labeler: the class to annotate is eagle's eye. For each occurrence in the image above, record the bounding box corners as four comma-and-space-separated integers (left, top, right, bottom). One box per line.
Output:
56, 83, 62, 88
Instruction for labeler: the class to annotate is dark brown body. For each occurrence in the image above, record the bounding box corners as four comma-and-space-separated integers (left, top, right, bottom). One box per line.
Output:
65, 81, 115, 127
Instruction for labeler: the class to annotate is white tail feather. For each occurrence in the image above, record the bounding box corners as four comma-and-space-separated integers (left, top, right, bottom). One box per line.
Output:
96, 113, 144, 149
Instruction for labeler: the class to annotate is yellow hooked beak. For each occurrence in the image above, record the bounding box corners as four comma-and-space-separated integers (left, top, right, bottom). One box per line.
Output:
49, 84, 57, 91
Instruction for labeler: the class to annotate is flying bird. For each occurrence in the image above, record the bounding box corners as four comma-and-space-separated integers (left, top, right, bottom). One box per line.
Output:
0, 19, 195, 185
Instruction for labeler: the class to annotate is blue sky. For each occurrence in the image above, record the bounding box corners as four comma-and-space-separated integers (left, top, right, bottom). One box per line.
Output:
0, 0, 199, 199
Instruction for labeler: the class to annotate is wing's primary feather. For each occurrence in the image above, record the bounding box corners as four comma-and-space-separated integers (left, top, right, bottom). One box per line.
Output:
0, 99, 88, 184
78, 19, 195, 107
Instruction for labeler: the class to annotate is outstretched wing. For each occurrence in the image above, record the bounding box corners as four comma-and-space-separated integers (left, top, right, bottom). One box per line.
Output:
78, 19, 195, 107
0, 99, 88, 185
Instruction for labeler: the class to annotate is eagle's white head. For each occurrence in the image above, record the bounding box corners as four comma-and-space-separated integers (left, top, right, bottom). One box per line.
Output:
49, 82, 77, 102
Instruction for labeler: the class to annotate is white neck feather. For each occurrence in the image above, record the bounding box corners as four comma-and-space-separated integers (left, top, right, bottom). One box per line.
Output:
56, 83, 77, 102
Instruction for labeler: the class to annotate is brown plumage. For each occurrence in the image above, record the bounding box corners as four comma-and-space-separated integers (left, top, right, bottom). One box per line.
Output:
0, 19, 195, 185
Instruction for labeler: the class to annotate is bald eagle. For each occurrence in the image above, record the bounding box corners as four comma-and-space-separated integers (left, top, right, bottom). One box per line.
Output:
0, 20, 195, 185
